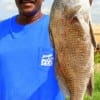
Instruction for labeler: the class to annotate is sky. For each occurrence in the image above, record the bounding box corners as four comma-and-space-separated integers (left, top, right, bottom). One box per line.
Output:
0, 0, 53, 20
0, 0, 100, 24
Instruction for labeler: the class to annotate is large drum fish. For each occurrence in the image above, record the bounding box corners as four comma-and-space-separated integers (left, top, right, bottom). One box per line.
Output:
49, 0, 96, 100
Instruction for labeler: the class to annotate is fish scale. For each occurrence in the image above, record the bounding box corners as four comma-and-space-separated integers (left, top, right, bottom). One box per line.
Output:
49, 0, 96, 100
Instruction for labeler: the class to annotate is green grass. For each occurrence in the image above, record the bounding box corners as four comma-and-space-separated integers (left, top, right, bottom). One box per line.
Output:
94, 52, 100, 64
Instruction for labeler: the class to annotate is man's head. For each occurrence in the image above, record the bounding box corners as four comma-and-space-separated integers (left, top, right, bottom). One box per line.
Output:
15, 0, 43, 16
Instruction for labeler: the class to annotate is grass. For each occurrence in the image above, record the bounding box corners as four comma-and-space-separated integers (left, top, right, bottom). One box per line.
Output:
94, 52, 100, 64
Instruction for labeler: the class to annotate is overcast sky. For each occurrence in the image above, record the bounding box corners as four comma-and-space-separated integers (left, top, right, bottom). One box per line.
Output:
0, 0, 100, 23
0, 0, 53, 20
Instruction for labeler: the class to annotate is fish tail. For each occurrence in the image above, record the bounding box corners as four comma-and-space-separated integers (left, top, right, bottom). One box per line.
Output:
86, 74, 94, 96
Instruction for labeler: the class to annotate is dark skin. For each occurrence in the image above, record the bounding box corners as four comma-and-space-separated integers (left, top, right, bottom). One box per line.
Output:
15, 0, 43, 25
89, 0, 93, 5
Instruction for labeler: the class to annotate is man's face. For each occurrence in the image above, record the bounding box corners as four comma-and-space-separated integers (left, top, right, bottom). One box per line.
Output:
15, 0, 43, 16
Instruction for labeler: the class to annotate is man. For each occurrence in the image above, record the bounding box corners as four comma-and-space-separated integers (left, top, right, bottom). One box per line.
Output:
0, 0, 65, 100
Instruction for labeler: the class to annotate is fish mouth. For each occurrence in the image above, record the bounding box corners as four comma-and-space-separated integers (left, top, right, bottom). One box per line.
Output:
20, 0, 36, 4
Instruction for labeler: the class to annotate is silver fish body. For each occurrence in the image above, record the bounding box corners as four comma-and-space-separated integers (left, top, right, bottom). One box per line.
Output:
49, 0, 96, 100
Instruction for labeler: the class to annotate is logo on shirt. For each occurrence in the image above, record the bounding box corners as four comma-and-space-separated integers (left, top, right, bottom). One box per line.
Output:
41, 54, 54, 66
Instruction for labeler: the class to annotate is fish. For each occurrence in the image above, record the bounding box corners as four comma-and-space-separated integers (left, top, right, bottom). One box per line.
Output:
49, 0, 96, 100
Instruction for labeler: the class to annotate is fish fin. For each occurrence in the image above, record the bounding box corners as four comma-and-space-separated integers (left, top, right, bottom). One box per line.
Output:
64, 5, 81, 16
86, 74, 94, 96
89, 21, 97, 48
49, 26, 55, 48
76, 15, 96, 48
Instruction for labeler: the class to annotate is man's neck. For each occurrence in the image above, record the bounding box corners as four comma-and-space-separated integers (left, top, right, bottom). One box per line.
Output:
16, 11, 43, 25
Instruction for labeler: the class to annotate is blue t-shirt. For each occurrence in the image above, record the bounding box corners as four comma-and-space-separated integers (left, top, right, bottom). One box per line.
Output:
0, 15, 65, 100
